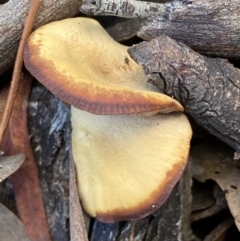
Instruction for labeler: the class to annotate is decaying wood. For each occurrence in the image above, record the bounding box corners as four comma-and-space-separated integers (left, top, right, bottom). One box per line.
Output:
0, 0, 81, 75
28, 82, 70, 241
138, 0, 240, 58
81, 0, 240, 58
128, 35, 240, 152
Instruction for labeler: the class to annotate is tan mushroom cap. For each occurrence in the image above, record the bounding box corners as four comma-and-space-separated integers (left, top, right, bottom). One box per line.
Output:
24, 18, 183, 115
71, 107, 192, 222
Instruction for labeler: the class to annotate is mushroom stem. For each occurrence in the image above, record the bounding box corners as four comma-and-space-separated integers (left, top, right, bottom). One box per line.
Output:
80, 0, 164, 18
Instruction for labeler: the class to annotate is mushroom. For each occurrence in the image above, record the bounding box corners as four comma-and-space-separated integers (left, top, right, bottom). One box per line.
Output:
24, 17, 183, 115
23, 17, 192, 222
72, 107, 191, 222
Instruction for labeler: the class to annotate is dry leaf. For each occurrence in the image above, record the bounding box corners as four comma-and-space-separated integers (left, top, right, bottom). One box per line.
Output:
0, 153, 25, 182
0, 203, 31, 241
191, 139, 240, 230
1, 74, 52, 241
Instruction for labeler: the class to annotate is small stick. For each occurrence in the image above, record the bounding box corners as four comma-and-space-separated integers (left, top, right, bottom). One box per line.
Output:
0, 0, 41, 147
129, 220, 135, 241
69, 145, 89, 241
80, 0, 163, 18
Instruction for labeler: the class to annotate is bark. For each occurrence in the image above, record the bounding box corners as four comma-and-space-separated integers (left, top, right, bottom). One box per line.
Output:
0, 0, 81, 75
81, 0, 240, 58
128, 35, 240, 152
28, 82, 71, 241
138, 0, 240, 58
99, 17, 145, 42
81, 0, 164, 18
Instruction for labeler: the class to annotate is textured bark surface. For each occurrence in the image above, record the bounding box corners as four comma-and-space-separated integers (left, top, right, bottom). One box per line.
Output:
138, 0, 240, 58
81, 0, 240, 58
28, 82, 70, 241
81, 0, 164, 18
128, 35, 240, 152
0, 0, 81, 75
99, 17, 145, 42
90, 162, 193, 241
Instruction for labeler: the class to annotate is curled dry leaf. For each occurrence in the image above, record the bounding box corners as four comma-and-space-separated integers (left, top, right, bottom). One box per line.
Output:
0, 153, 25, 182
0, 203, 31, 241
191, 139, 240, 230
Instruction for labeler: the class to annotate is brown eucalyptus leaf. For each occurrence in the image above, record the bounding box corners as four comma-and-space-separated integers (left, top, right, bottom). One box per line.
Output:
191, 139, 240, 230
1, 74, 52, 241
0, 153, 25, 182
0, 203, 31, 241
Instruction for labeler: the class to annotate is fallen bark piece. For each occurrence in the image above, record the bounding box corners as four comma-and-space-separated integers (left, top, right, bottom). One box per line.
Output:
0, 0, 81, 74
138, 0, 240, 58
0, 203, 31, 241
81, 0, 240, 58
191, 139, 240, 231
103, 17, 145, 42
27, 82, 70, 241
128, 34, 240, 152
80, 0, 164, 18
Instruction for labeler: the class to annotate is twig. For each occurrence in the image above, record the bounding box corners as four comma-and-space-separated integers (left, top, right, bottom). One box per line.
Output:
70, 145, 89, 241
129, 220, 135, 241
0, 0, 41, 147
80, 0, 163, 18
